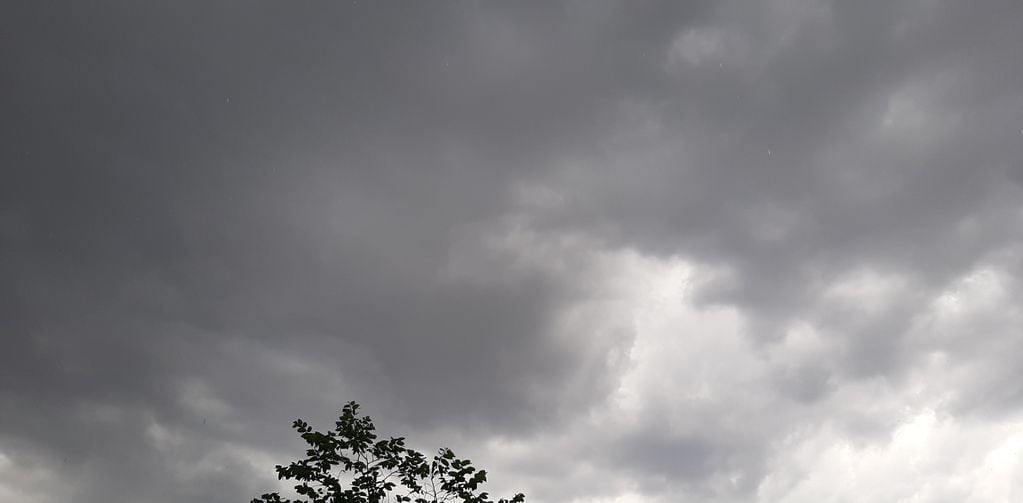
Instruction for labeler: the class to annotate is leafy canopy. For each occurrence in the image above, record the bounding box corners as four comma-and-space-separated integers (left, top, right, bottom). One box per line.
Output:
252, 401, 526, 503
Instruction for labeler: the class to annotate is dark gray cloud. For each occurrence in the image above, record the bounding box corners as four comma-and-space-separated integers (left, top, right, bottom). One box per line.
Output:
3, 1, 1023, 502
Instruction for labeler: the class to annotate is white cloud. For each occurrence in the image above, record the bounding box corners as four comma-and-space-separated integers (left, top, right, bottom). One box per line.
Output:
0, 448, 68, 503
760, 410, 1023, 502
470, 234, 1023, 502
822, 268, 912, 316
668, 27, 737, 68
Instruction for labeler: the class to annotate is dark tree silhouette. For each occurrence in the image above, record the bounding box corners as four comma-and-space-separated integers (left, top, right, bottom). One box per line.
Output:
252, 401, 525, 503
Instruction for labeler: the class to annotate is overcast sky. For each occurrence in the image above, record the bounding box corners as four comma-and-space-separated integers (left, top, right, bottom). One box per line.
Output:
3, 1, 1023, 502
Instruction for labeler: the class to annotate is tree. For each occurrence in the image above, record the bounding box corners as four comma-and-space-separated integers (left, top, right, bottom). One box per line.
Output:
252, 401, 526, 503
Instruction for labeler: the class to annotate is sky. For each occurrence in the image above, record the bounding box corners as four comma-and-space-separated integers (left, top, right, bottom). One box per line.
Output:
2, 1, 1023, 502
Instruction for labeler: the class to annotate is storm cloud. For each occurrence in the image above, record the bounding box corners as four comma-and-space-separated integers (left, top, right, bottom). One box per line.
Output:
2, 1, 1023, 502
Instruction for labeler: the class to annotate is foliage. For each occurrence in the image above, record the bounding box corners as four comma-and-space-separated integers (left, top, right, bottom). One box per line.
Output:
252, 401, 526, 503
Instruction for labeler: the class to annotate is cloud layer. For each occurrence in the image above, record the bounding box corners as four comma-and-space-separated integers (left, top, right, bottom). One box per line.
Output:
2, 1, 1023, 502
